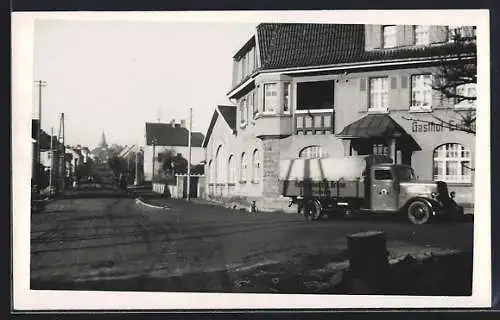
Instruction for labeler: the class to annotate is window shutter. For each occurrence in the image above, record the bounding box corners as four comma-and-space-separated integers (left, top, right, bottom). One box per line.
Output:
390, 77, 397, 90
401, 75, 408, 89
403, 25, 415, 46
359, 78, 368, 112
429, 26, 447, 43
372, 25, 382, 49
360, 78, 366, 91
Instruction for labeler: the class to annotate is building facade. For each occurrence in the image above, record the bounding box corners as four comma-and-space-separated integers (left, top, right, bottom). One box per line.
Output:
204, 23, 477, 208
143, 119, 205, 182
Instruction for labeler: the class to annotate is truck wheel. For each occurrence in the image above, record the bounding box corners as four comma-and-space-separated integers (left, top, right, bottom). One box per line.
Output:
407, 200, 432, 225
307, 200, 322, 221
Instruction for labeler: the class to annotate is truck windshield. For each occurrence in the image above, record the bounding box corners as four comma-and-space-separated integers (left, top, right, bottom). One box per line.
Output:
394, 166, 416, 181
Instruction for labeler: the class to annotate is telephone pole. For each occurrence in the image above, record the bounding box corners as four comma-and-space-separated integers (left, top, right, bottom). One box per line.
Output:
187, 108, 192, 201
34, 80, 47, 193
49, 127, 54, 194
57, 113, 66, 191
134, 144, 140, 186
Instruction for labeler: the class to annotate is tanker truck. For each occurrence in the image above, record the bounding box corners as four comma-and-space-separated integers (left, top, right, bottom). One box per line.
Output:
279, 155, 464, 224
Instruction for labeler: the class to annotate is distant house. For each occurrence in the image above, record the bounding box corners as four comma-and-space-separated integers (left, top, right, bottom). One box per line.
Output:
143, 119, 205, 182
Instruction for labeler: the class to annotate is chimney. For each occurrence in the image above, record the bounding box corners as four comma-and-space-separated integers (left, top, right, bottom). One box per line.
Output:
170, 118, 176, 126
180, 120, 186, 128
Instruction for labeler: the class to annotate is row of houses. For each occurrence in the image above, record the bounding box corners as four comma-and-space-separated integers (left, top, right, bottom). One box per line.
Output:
32, 119, 96, 191
144, 23, 477, 209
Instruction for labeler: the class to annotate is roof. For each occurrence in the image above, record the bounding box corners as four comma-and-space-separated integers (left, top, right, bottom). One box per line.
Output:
256, 23, 476, 71
145, 122, 204, 147
337, 113, 421, 150
202, 105, 237, 148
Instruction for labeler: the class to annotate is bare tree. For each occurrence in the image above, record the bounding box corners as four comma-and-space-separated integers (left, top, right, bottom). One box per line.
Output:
402, 26, 477, 134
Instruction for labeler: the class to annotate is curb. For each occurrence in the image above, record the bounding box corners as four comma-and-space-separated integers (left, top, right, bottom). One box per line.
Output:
135, 197, 170, 210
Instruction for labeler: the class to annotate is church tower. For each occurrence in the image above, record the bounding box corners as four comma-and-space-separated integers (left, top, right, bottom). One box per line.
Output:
99, 131, 108, 150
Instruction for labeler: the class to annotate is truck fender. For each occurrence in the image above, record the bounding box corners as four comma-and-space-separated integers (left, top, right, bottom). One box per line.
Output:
403, 197, 438, 215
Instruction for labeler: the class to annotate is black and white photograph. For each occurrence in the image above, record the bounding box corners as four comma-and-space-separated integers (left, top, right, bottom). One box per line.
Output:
12, 10, 491, 310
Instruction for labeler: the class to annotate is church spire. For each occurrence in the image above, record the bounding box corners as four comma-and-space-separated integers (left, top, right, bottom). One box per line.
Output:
100, 131, 108, 149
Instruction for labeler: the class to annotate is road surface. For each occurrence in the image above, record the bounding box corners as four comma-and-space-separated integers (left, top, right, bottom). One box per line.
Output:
31, 190, 473, 294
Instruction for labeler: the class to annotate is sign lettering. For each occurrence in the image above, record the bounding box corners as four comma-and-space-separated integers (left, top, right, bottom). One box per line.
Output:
411, 120, 474, 133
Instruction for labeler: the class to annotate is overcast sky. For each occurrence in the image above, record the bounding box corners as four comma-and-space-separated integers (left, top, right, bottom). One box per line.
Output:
33, 19, 257, 149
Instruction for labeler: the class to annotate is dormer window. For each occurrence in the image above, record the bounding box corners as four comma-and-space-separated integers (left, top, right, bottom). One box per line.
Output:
415, 25, 430, 46
382, 25, 397, 48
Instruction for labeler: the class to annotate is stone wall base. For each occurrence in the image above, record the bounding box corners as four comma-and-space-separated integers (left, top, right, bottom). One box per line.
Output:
205, 195, 297, 214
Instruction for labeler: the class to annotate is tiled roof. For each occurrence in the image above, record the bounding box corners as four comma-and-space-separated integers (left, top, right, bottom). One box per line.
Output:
217, 105, 237, 131
202, 105, 237, 148
145, 122, 204, 147
256, 23, 476, 70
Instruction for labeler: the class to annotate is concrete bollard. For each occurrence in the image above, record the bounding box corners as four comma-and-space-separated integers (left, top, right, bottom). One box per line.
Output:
346, 230, 389, 294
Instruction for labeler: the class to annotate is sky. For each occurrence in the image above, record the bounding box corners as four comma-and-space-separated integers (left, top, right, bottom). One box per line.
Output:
33, 19, 257, 149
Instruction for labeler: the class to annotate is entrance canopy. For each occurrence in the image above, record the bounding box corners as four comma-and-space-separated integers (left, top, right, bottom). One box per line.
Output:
337, 114, 421, 151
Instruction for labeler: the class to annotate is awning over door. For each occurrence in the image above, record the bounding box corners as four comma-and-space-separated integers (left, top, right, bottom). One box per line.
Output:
337, 114, 421, 150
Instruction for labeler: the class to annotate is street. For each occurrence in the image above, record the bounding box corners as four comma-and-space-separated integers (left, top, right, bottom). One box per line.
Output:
31, 190, 474, 294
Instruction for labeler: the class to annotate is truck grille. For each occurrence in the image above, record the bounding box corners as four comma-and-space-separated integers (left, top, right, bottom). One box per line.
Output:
436, 181, 449, 200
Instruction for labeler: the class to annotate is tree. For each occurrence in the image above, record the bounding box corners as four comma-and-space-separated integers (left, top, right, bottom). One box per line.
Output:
402, 26, 477, 134
108, 155, 126, 178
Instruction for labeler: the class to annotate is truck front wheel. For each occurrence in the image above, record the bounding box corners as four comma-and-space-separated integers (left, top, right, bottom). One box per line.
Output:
305, 200, 322, 221
407, 200, 432, 225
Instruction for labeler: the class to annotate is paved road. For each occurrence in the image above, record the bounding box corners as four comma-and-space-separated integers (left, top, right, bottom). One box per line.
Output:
31, 191, 473, 293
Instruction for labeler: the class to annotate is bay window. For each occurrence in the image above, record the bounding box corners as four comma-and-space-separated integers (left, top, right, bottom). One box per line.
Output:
263, 83, 278, 113
284, 82, 291, 113
455, 83, 477, 109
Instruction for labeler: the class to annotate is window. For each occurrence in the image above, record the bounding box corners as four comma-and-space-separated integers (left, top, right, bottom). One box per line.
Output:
299, 146, 328, 159
383, 25, 397, 48
228, 155, 236, 184
241, 56, 247, 78
415, 25, 430, 46
263, 83, 278, 113
374, 169, 393, 180
448, 25, 463, 42
455, 83, 477, 108
208, 160, 213, 183
240, 98, 247, 124
215, 145, 222, 183
240, 152, 248, 182
433, 143, 472, 183
296, 81, 334, 111
411, 74, 433, 109
252, 149, 260, 183
284, 82, 291, 113
373, 143, 390, 157
369, 77, 389, 111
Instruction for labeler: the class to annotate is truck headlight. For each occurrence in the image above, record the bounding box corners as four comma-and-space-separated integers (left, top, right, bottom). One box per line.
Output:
450, 191, 456, 199
431, 192, 437, 199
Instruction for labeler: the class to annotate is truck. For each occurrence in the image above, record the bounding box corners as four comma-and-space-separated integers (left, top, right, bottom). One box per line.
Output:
279, 155, 464, 224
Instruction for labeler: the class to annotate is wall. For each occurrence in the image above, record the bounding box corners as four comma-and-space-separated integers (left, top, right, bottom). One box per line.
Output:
143, 145, 205, 182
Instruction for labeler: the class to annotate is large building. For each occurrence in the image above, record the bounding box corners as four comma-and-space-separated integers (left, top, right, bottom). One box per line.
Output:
143, 119, 205, 182
203, 23, 477, 209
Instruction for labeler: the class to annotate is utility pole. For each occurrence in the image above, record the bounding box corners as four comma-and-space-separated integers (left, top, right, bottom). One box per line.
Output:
34, 80, 47, 194
152, 140, 156, 181
49, 127, 54, 195
57, 113, 66, 191
187, 108, 192, 201
134, 144, 140, 186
